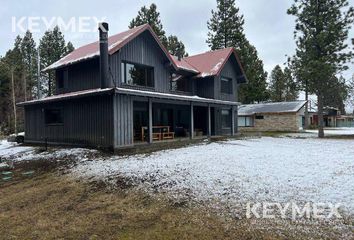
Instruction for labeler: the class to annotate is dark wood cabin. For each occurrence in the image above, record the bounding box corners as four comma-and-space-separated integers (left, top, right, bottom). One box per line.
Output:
18, 23, 247, 150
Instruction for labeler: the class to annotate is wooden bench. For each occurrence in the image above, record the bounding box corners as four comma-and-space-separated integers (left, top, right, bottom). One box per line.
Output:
141, 126, 175, 142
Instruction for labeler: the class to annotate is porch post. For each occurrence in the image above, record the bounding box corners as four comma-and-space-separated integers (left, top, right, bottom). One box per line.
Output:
190, 102, 194, 139
207, 104, 211, 137
148, 98, 153, 144
231, 106, 235, 136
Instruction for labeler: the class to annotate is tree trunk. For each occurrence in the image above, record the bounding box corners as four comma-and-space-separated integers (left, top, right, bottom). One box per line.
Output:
11, 69, 17, 135
23, 71, 27, 101
304, 89, 309, 129
317, 93, 324, 138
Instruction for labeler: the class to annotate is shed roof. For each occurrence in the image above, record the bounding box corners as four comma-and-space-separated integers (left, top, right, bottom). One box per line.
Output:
238, 101, 307, 116
18, 88, 240, 106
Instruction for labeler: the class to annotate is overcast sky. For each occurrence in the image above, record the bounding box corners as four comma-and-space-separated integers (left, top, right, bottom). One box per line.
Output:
1, 0, 353, 81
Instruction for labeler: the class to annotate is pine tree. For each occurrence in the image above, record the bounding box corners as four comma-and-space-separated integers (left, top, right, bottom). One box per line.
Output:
129, 3, 168, 47
207, 0, 245, 49
167, 35, 188, 58
1, 37, 26, 133
66, 41, 75, 55
288, 0, 354, 137
39, 26, 72, 96
283, 67, 298, 101
20, 30, 37, 100
269, 65, 286, 102
207, 0, 269, 103
323, 75, 349, 114
129, 3, 188, 57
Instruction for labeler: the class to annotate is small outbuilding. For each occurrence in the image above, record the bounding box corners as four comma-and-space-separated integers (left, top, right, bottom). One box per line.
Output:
238, 101, 307, 132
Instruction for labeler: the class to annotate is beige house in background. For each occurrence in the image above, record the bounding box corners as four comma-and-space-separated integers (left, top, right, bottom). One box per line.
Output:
238, 101, 307, 132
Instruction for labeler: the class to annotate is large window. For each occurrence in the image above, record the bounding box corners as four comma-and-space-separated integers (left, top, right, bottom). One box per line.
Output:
221, 109, 231, 129
238, 116, 254, 127
221, 76, 233, 94
45, 109, 63, 125
170, 76, 191, 92
121, 61, 154, 87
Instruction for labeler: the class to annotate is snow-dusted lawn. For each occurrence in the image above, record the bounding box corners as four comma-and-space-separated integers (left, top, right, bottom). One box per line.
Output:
1, 134, 354, 217
71, 137, 354, 216
306, 127, 354, 136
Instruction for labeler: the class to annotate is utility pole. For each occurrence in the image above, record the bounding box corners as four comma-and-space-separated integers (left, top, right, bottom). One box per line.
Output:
11, 68, 17, 135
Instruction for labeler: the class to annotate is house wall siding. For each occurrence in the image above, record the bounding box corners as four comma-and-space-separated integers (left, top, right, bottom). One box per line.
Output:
24, 94, 113, 148
113, 94, 134, 147
57, 58, 100, 94
110, 31, 171, 93
195, 77, 215, 99
214, 56, 239, 102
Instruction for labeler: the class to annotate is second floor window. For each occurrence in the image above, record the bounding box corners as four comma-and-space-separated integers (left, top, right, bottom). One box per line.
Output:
121, 61, 154, 87
221, 76, 233, 94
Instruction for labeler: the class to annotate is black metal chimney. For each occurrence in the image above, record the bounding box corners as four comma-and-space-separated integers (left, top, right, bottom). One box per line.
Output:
98, 22, 109, 89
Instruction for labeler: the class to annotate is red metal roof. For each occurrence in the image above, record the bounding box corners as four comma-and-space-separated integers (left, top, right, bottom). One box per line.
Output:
43, 24, 246, 80
182, 47, 242, 78
43, 24, 177, 71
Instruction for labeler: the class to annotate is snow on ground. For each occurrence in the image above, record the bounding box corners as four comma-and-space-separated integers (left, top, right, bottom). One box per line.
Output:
1, 132, 354, 218
306, 127, 354, 135
71, 137, 354, 216
0, 140, 97, 162
0, 140, 34, 158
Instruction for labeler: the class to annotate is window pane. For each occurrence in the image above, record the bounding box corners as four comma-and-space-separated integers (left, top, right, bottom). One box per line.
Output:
45, 109, 63, 124
221, 77, 232, 94
221, 109, 231, 128
121, 62, 125, 83
238, 117, 246, 127
124, 62, 154, 87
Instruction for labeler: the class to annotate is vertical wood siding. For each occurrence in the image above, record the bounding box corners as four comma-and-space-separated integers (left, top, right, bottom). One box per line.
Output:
24, 94, 113, 148
195, 77, 215, 99
110, 31, 171, 92
56, 58, 100, 94
215, 55, 239, 102
113, 94, 134, 147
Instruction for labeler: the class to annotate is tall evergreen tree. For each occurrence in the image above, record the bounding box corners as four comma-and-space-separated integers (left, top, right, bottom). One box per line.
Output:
269, 65, 286, 102
1, 37, 26, 133
207, 0, 269, 103
288, 0, 354, 137
166, 35, 188, 58
20, 30, 37, 100
129, 3, 188, 57
283, 67, 298, 101
207, 0, 245, 49
66, 41, 75, 54
129, 3, 168, 47
39, 26, 74, 96
323, 75, 349, 113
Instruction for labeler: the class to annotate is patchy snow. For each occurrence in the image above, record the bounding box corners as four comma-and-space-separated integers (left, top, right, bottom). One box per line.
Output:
71, 137, 354, 217
210, 58, 224, 74
0, 140, 97, 162
0, 140, 34, 158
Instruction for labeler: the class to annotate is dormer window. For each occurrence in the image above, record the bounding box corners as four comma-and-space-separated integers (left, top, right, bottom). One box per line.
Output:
121, 61, 154, 87
221, 76, 233, 94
